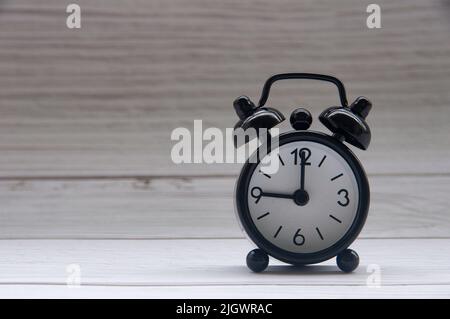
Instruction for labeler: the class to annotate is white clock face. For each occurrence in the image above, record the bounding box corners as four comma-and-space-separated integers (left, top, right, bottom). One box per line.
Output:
247, 141, 359, 254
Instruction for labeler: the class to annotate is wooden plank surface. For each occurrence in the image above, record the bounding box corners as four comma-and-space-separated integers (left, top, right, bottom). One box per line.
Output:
1, 0, 449, 299
0, 239, 448, 293
0, 175, 449, 239
0, 0, 449, 177
1, 284, 448, 299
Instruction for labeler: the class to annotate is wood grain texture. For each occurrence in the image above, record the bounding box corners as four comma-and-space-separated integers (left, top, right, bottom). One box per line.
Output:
1, 175, 449, 239
0, 239, 448, 289
1, 0, 448, 298
1, 284, 449, 299
0, 0, 449, 177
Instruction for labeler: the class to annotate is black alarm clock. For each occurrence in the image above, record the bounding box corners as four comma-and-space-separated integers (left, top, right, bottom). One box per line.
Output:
233, 73, 372, 273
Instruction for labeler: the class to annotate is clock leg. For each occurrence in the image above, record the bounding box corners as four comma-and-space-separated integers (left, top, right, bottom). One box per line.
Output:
336, 249, 359, 273
246, 249, 269, 273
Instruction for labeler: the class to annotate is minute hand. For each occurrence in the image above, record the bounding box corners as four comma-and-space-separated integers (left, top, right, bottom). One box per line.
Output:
299, 150, 310, 190
300, 156, 305, 190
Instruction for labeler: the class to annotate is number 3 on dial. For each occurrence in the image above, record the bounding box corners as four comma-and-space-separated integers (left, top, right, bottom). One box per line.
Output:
337, 189, 349, 207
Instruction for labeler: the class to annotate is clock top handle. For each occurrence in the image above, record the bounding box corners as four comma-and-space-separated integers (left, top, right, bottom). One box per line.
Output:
257, 73, 349, 108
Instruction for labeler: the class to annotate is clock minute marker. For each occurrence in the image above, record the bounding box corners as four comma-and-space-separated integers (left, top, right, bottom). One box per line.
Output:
315, 227, 324, 240
257, 212, 270, 220
278, 154, 285, 166
329, 214, 342, 224
318, 155, 327, 167
331, 173, 343, 181
259, 170, 271, 179
274, 225, 283, 238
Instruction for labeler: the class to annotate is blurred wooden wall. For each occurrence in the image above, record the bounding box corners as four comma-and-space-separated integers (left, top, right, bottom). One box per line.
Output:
0, 0, 449, 238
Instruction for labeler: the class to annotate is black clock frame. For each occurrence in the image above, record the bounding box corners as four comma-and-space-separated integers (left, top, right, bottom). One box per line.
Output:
235, 130, 370, 266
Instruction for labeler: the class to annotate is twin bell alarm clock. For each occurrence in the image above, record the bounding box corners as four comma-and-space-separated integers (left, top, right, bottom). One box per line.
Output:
233, 73, 372, 272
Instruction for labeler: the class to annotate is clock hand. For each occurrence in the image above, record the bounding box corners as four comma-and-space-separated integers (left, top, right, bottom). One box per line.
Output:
261, 191, 294, 200
295, 149, 310, 206
300, 151, 306, 191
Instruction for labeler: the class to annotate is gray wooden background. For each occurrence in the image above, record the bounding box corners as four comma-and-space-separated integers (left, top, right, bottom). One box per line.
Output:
0, 0, 449, 298
1, 0, 449, 239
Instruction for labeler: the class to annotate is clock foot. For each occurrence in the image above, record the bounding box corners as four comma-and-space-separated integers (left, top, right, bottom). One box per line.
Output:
336, 249, 359, 273
246, 249, 269, 273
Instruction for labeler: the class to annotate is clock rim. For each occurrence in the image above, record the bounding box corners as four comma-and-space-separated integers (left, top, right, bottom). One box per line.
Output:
234, 130, 370, 265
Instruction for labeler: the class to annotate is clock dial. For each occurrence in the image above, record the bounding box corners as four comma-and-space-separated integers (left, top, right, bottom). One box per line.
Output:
247, 141, 359, 254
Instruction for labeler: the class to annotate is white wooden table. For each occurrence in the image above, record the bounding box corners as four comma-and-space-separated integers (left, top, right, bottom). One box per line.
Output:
0, 239, 449, 298
0, 0, 449, 298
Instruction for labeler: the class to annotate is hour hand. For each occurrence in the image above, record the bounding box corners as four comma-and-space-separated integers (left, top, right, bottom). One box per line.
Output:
261, 191, 294, 199
251, 187, 294, 204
